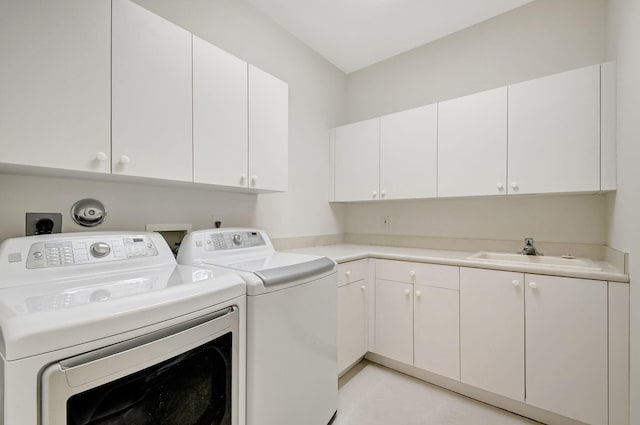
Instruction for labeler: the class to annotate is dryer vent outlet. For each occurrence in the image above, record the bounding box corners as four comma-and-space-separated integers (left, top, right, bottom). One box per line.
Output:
26, 212, 62, 236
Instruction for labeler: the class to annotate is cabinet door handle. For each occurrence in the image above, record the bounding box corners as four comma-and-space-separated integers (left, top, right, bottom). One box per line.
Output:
409, 270, 416, 278
240, 174, 247, 185
404, 288, 410, 295
360, 285, 366, 290
512, 279, 520, 287
380, 190, 386, 198
415, 290, 422, 298
511, 181, 519, 190
251, 175, 258, 187
119, 155, 131, 164
372, 191, 378, 198
497, 182, 504, 190
529, 281, 538, 289
95, 152, 108, 162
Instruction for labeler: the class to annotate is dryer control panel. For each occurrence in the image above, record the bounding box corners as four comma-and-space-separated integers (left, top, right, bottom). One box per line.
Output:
26, 236, 159, 269
201, 231, 266, 251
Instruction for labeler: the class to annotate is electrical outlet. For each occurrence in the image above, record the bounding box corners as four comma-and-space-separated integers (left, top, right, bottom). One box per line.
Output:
383, 216, 391, 228
26, 212, 62, 236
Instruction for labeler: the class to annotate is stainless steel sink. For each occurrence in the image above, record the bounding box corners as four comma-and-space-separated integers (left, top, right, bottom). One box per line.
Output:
467, 252, 602, 271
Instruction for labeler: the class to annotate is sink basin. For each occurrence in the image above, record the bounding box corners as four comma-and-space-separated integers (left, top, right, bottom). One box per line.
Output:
468, 252, 602, 271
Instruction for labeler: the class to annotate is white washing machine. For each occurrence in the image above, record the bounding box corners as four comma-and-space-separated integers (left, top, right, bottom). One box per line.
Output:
0, 231, 247, 425
177, 228, 338, 425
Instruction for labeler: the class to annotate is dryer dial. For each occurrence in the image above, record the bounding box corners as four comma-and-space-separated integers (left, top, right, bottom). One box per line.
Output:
90, 242, 111, 258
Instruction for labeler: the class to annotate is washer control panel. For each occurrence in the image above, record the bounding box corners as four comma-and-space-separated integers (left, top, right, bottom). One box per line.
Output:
200, 231, 266, 251
26, 236, 159, 269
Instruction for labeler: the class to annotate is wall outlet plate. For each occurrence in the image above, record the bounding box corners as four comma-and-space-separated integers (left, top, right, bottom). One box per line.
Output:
25, 212, 62, 236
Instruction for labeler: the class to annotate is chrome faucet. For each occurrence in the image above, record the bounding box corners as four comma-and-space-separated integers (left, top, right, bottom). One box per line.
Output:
519, 238, 543, 256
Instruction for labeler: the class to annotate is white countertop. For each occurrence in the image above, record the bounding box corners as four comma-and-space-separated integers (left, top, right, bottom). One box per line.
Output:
285, 244, 629, 283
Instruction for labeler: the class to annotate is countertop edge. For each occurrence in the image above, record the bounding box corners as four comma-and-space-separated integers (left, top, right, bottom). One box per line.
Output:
285, 245, 630, 283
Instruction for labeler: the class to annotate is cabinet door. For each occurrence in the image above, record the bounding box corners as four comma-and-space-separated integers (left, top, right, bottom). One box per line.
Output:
0, 0, 110, 173
414, 285, 459, 380
193, 36, 248, 187
380, 105, 437, 200
508, 65, 600, 194
438, 87, 507, 197
338, 280, 369, 374
248, 65, 288, 191
525, 274, 607, 425
112, 0, 192, 181
334, 119, 380, 201
459, 268, 524, 401
374, 279, 413, 364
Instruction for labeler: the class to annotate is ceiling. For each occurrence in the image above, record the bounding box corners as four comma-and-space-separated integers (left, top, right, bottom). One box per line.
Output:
244, 0, 535, 74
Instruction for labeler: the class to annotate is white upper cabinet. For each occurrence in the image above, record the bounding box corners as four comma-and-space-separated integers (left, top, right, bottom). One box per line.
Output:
0, 0, 111, 173
380, 105, 438, 199
601, 61, 617, 191
438, 87, 508, 197
112, 0, 193, 182
248, 65, 289, 192
335, 119, 380, 201
508, 65, 601, 194
193, 36, 248, 187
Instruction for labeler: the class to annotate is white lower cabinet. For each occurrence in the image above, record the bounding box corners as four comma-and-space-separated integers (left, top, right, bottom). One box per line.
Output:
525, 274, 608, 425
460, 267, 608, 424
414, 284, 459, 380
337, 260, 370, 374
374, 279, 413, 364
460, 268, 525, 401
374, 260, 460, 379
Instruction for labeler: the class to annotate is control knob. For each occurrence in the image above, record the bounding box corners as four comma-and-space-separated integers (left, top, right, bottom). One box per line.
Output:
232, 234, 243, 245
90, 242, 111, 258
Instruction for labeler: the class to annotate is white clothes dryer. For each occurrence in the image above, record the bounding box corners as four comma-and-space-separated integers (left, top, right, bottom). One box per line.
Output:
0, 231, 247, 425
178, 228, 337, 425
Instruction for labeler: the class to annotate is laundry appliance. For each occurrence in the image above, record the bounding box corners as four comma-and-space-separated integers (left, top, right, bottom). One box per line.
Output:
0, 231, 247, 425
178, 228, 337, 425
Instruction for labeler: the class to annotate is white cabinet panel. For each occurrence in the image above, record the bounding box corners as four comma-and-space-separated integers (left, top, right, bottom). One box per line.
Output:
508, 65, 600, 194
338, 279, 369, 374
601, 61, 617, 191
414, 285, 459, 380
112, 0, 192, 182
374, 279, 413, 364
609, 282, 630, 425
338, 259, 369, 287
335, 119, 380, 201
525, 274, 607, 425
380, 105, 437, 199
193, 36, 248, 187
376, 259, 458, 290
438, 87, 507, 197
460, 268, 524, 401
248, 65, 288, 191
0, 0, 111, 173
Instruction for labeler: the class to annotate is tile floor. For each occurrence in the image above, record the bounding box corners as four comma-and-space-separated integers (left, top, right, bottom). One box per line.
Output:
332, 360, 541, 425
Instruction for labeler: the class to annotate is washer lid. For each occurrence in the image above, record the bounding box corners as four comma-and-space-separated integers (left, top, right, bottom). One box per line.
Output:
246, 257, 335, 287
0, 264, 246, 360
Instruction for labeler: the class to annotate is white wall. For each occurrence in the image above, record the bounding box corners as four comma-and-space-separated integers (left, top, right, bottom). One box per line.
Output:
0, 0, 348, 242
347, 194, 607, 245
347, 0, 607, 122
605, 0, 640, 421
343, 0, 609, 247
